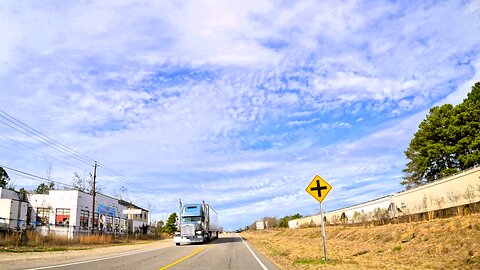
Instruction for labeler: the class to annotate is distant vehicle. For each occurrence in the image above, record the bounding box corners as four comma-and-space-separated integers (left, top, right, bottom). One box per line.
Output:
174, 200, 220, 245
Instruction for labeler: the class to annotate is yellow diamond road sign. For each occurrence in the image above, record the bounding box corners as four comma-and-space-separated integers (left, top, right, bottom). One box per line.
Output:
306, 175, 332, 203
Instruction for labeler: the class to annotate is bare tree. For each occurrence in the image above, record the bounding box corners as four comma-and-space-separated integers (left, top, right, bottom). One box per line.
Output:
447, 191, 461, 205
435, 197, 444, 209
72, 172, 88, 192
422, 194, 428, 219
373, 208, 389, 225
447, 190, 462, 215
427, 196, 436, 220
464, 185, 476, 204
464, 185, 478, 212
115, 186, 127, 200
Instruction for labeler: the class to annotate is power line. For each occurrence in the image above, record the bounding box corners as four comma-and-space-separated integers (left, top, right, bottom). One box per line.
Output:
7, 171, 72, 189
0, 117, 92, 167
0, 133, 91, 174
97, 164, 152, 192
0, 109, 94, 163
0, 164, 73, 189
0, 110, 94, 165
0, 108, 153, 194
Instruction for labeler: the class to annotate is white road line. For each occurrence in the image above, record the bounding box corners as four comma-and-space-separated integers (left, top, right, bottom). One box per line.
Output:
238, 234, 269, 270
25, 247, 165, 270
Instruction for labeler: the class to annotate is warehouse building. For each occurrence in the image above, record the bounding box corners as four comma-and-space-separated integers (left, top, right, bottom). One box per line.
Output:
28, 190, 150, 237
119, 200, 149, 233
0, 188, 149, 238
0, 188, 28, 231
29, 190, 125, 237
289, 166, 480, 228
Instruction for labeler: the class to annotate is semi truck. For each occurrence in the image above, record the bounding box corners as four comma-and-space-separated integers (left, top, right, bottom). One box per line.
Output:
174, 200, 220, 245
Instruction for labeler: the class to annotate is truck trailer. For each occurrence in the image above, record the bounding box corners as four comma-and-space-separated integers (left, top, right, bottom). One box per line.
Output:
174, 200, 219, 245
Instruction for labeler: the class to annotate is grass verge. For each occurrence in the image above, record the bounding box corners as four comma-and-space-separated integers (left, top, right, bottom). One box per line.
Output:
242, 213, 480, 269
0, 231, 170, 253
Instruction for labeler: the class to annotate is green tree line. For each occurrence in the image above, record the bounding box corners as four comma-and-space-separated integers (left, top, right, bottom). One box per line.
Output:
403, 82, 480, 189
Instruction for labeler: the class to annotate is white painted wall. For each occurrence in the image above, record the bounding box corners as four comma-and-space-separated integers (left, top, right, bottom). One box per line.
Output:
393, 167, 480, 215
0, 188, 28, 230
289, 166, 480, 228
28, 190, 139, 236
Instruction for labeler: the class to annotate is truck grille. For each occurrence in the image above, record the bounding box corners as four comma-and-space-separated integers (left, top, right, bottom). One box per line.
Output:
180, 225, 195, 236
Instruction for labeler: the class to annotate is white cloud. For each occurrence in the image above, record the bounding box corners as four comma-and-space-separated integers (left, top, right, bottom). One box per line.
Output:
0, 0, 479, 229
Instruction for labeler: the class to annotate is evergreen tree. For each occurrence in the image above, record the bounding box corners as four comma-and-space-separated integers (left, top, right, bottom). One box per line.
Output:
156, 220, 164, 233
279, 213, 302, 228
452, 82, 480, 168
164, 212, 178, 234
34, 181, 55, 194
0, 167, 10, 188
402, 82, 480, 189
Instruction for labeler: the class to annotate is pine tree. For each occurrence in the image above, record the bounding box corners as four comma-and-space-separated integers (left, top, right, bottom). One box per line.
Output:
402, 82, 480, 189
164, 213, 178, 234
0, 167, 10, 188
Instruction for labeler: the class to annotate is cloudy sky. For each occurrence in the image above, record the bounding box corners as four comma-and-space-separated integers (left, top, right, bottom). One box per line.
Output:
0, 0, 479, 230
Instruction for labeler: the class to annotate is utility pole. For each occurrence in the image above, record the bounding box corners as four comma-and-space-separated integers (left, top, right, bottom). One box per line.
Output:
91, 161, 97, 234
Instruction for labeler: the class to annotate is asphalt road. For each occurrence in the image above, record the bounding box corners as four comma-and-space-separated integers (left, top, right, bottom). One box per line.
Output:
1, 234, 279, 270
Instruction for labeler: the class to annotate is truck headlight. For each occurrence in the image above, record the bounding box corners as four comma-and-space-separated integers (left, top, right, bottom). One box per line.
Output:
196, 230, 202, 235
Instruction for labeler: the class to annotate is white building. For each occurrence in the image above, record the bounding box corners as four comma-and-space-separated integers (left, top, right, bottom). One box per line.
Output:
119, 200, 149, 233
256, 220, 265, 230
0, 188, 29, 231
28, 190, 148, 237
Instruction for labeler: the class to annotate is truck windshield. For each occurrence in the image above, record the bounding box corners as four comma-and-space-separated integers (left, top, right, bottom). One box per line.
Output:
181, 216, 201, 222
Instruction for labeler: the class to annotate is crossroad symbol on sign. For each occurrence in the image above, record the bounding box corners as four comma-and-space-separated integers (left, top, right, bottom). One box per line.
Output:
305, 175, 332, 203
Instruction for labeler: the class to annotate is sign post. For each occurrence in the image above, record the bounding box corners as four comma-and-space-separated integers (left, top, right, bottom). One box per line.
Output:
305, 175, 332, 261
319, 202, 327, 261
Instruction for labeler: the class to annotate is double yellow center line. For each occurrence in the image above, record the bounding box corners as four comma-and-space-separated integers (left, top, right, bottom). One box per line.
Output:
159, 246, 208, 270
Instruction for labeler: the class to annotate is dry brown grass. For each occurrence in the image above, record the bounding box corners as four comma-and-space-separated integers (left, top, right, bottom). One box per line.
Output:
0, 231, 170, 252
242, 213, 480, 269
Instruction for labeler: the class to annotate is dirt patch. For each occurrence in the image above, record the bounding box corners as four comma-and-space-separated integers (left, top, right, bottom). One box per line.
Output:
242, 214, 480, 269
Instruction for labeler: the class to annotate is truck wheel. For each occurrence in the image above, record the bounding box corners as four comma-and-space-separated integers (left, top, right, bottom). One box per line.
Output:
175, 243, 180, 246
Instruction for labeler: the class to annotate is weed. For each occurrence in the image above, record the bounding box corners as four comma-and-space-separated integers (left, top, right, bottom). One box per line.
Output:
392, 245, 402, 252
293, 258, 327, 265
353, 250, 368, 256
380, 234, 393, 242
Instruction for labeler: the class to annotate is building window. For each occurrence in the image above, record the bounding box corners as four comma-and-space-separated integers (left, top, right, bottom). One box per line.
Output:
114, 217, 120, 231
80, 210, 89, 229
120, 218, 126, 231
106, 216, 113, 231
55, 208, 70, 226
93, 213, 99, 228
36, 208, 50, 226
26, 207, 32, 226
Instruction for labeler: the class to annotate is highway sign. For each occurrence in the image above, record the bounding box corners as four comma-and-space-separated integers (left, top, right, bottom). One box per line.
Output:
305, 174, 332, 261
305, 175, 332, 203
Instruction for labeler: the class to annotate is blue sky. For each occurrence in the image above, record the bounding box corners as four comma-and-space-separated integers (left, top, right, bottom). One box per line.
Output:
0, 0, 479, 230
